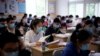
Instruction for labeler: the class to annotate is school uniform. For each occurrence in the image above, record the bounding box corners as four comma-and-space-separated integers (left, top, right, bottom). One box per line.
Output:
62, 42, 90, 56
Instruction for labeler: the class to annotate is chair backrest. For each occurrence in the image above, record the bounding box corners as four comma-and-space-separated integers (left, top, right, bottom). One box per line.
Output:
53, 49, 63, 56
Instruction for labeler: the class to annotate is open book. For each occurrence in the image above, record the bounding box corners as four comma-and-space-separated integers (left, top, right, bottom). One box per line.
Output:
38, 35, 50, 42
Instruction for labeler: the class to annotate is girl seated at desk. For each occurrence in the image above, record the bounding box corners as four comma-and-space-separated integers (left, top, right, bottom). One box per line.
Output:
62, 30, 93, 56
24, 19, 44, 47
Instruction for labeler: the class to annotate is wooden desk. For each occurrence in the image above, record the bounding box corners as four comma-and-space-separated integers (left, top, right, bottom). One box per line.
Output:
32, 46, 64, 56
54, 33, 72, 42
67, 27, 76, 33
90, 41, 100, 52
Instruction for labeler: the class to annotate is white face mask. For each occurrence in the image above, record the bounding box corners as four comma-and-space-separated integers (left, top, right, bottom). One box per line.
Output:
4, 51, 19, 56
53, 23, 60, 28
85, 26, 93, 33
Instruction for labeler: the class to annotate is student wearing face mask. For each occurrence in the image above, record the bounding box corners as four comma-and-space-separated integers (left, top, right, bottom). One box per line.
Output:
0, 18, 7, 35
84, 20, 95, 34
24, 19, 44, 48
62, 30, 93, 56
59, 23, 67, 34
94, 17, 100, 36
6, 18, 23, 37
45, 18, 61, 42
0, 32, 31, 56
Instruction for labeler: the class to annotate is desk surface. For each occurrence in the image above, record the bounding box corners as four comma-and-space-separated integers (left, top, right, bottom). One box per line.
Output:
54, 33, 72, 38
32, 46, 64, 53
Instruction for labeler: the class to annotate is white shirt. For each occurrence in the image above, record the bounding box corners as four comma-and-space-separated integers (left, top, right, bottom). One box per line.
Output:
24, 30, 44, 47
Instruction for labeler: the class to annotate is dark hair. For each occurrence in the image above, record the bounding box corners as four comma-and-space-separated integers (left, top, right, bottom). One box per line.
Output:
61, 16, 65, 20
47, 14, 50, 16
0, 13, 4, 15
29, 14, 32, 17
0, 32, 19, 48
0, 18, 6, 22
8, 15, 13, 19
34, 15, 37, 18
22, 13, 27, 19
66, 16, 68, 18
53, 18, 61, 23
85, 20, 93, 25
92, 15, 96, 18
86, 16, 90, 20
70, 30, 92, 44
76, 15, 79, 18
41, 16, 46, 23
6, 17, 14, 23
69, 15, 73, 18
30, 19, 42, 30
76, 23, 83, 30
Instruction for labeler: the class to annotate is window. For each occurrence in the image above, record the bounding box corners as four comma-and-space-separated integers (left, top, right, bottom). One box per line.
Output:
26, 0, 48, 16
69, 3, 83, 17
86, 3, 95, 16
69, 0, 76, 2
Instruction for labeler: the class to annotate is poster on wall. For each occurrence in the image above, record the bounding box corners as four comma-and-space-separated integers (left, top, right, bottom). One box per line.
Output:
17, 0, 26, 13
7, 0, 18, 14
0, 0, 6, 13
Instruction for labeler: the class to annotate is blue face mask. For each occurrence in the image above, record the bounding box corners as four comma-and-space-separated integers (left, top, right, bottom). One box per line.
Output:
4, 51, 19, 56
9, 23, 15, 29
36, 27, 43, 33
81, 44, 89, 50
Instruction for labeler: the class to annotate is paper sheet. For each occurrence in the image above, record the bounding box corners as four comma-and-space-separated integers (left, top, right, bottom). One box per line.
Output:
38, 35, 50, 42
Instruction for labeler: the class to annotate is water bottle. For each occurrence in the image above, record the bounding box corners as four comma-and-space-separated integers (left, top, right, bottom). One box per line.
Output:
41, 42, 46, 51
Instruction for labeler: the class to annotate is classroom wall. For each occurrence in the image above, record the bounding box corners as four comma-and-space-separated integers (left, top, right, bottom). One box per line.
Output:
56, 0, 69, 16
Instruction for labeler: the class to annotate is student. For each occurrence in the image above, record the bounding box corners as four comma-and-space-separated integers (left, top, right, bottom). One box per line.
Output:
0, 32, 31, 56
59, 23, 67, 34
41, 16, 48, 32
0, 18, 7, 35
47, 14, 53, 27
19, 14, 28, 33
91, 15, 96, 22
33, 15, 37, 20
75, 15, 79, 19
62, 30, 93, 56
61, 16, 66, 23
45, 18, 61, 42
27, 14, 33, 25
84, 20, 95, 34
94, 17, 100, 36
6, 17, 23, 37
66, 15, 73, 23
0, 13, 5, 18
24, 19, 44, 47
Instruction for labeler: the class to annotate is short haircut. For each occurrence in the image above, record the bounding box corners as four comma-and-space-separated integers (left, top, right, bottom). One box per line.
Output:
85, 20, 93, 25
0, 32, 19, 48
53, 18, 61, 23
6, 17, 14, 23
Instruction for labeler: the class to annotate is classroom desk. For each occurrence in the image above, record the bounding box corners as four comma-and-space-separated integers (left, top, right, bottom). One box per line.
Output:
31, 46, 64, 56
90, 41, 100, 52
54, 33, 72, 42
67, 27, 76, 33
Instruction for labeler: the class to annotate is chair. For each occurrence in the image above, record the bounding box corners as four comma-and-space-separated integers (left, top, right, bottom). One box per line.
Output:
53, 49, 63, 56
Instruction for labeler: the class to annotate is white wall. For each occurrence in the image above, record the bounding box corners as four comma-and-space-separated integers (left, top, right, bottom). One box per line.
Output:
56, 0, 69, 16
